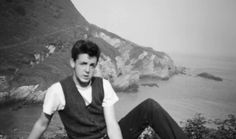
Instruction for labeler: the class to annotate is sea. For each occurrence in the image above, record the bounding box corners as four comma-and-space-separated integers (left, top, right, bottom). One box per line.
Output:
116, 53, 236, 123
0, 53, 236, 137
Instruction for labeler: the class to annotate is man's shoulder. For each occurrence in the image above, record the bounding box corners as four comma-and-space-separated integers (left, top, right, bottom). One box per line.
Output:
48, 81, 62, 91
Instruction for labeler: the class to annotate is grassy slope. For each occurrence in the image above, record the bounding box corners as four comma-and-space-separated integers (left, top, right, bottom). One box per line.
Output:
0, 0, 90, 90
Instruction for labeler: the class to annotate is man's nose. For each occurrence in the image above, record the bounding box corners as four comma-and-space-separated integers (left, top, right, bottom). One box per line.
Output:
85, 65, 90, 72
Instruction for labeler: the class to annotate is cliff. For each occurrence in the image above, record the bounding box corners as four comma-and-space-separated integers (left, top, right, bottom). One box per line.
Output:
0, 0, 178, 104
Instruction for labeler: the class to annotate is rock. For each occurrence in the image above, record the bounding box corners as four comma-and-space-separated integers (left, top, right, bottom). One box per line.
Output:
94, 30, 176, 82
25, 90, 46, 103
96, 54, 117, 81
175, 66, 187, 75
197, 72, 223, 81
45, 44, 56, 55
112, 71, 140, 92
141, 83, 159, 88
34, 53, 41, 64
94, 32, 122, 48
10, 85, 39, 100
0, 84, 47, 104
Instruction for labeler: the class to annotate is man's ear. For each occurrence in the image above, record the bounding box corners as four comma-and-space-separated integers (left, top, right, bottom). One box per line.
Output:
70, 58, 75, 68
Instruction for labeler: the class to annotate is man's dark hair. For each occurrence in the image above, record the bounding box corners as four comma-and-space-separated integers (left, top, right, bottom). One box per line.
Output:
71, 40, 101, 62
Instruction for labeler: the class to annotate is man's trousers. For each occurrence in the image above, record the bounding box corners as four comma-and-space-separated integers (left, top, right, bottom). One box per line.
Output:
118, 98, 188, 139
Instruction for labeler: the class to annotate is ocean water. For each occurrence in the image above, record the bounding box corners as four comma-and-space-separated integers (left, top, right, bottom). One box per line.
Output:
116, 53, 236, 124
171, 53, 236, 82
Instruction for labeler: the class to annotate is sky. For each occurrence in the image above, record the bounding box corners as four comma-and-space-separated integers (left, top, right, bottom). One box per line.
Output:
71, 0, 236, 58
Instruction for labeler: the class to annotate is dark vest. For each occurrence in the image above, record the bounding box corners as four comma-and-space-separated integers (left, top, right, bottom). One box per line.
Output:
59, 76, 107, 139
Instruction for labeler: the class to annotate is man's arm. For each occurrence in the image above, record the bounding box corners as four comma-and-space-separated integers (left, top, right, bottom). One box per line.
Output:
103, 105, 123, 139
28, 112, 52, 139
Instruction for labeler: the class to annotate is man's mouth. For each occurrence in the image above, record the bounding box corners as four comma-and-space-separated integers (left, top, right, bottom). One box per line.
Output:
83, 75, 89, 79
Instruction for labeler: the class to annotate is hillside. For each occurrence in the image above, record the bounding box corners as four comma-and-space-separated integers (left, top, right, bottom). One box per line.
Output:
0, 0, 178, 103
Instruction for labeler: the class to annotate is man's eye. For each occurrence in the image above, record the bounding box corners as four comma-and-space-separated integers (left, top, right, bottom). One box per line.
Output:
90, 64, 96, 68
80, 62, 87, 65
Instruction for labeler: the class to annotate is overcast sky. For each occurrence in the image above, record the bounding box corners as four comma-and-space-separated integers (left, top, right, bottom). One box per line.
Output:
72, 0, 236, 58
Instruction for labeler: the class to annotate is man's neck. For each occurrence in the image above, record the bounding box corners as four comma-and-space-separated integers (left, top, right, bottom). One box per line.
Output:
73, 75, 91, 88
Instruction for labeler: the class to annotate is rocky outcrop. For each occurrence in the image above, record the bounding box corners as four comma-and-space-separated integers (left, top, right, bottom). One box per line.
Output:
91, 29, 176, 89
112, 71, 140, 92
0, 0, 178, 103
197, 72, 223, 81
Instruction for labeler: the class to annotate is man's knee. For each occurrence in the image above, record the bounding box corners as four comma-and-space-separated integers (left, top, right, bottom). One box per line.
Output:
142, 98, 162, 110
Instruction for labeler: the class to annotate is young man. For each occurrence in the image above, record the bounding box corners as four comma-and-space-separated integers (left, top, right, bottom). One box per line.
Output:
28, 40, 188, 139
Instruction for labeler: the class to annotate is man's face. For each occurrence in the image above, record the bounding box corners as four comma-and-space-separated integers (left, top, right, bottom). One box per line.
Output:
70, 53, 98, 85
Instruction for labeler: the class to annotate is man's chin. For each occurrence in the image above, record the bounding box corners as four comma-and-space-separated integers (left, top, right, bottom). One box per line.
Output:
82, 77, 91, 82
81, 80, 90, 84
78, 78, 91, 86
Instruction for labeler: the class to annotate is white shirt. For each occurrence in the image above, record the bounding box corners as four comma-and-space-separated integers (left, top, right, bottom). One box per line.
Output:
43, 79, 119, 115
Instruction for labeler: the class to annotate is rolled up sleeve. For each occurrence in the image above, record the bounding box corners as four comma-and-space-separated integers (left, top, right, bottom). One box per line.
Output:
102, 79, 119, 107
43, 82, 65, 115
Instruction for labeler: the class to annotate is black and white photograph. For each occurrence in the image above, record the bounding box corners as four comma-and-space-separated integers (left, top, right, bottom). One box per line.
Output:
0, 0, 235, 138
